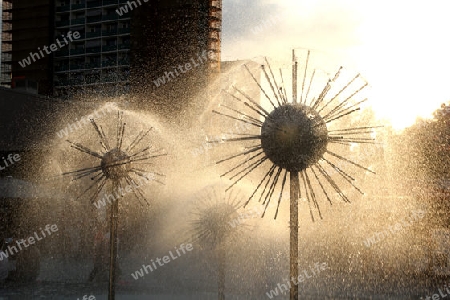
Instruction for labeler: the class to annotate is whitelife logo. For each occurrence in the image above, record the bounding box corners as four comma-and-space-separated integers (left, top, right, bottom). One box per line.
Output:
18, 31, 81, 68
130, 243, 193, 280
115, 0, 149, 16
77, 295, 95, 300
363, 210, 425, 247
152, 50, 211, 88
56, 106, 114, 139
0, 153, 21, 171
0, 224, 58, 261
421, 284, 450, 300
93, 173, 155, 209
265, 262, 329, 299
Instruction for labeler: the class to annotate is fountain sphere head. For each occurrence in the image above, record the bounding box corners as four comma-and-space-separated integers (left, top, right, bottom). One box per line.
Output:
101, 148, 131, 180
261, 103, 328, 172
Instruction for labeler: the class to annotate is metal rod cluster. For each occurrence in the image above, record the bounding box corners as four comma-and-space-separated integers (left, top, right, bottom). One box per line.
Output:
63, 111, 166, 300
212, 49, 380, 300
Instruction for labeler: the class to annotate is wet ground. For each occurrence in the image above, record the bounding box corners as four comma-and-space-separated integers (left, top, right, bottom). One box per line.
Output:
0, 276, 447, 299
0, 257, 448, 299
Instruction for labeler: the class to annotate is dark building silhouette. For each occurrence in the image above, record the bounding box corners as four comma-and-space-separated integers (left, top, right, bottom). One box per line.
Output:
130, 0, 221, 116
1, 0, 221, 104
1, 0, 54, 95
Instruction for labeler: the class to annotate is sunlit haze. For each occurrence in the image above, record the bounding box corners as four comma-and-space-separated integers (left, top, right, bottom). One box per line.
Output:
222, 0, 450, 130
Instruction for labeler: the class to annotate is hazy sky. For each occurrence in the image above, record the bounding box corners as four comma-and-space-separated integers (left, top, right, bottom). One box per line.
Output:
222, 0, 450, 129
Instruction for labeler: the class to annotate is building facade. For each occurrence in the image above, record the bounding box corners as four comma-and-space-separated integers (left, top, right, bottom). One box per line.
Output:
1, 0, 221, 101
1, 0, 53, 94
129, 0, 221, 115
54, 0, 131, 98
0, 0, 12, 88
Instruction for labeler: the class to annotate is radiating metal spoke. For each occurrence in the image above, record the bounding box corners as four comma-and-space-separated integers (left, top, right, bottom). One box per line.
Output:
274, 170, 288, 219
325, 150, 375, 174
300, 50, 310, 104
317, 73, 361, 114
244, 164, 276, 208
217, 146, 262, 165
314, 164, 350, 203
126, 128, 153, 153
212, 110, 262, 128
91, 119, 110, 151
225, 157, 268, 192
223, 90, 268, 119
233, 86, 271, 117
262, 64, 282, 107
221, 151, 264, 178
88, 178, 107, 204
67, 140, 103, 159
311, 66, 342, 109
262, 167, 282, 217
227, 153, 266, 180
245, 64, 277, 109
309, 167, 333, 205
325, 108, 361, 124
76, 176, 105, 201
220, 104, 263, 125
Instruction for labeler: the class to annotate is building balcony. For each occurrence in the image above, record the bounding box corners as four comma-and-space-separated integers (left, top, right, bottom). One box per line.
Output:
118, 14, 131, 20
101, 30, 117, 37
86, 46, 102, 54
102, 14, 118, 21
86, 62, 101, 68
1, 32, 12, 41
72, 18, 86, 25
71, 79, 86, 85
86, 31, 102, 38
87, 0, 102, 8
117, 28, 130, 34
85, 78, 101, 84
1, 45, 12, 52
76, 33, 86, 39
70, 64, 85, 70
118, 74, 130, 81
86, 15, 102, 23
118, 59, 130, 66
2, 1, 12, 11
55, 80, 71, 87
103, 0, 119, 6
70, 48, 85, 55
101, 76, 119, 83
55, 49, 70, 57
71, 3, 86, 10
55, 65, 70, 72
102, 44, 118, 52
1, 55, 12, 63
2, 23, 12, 32
56, 20, 70, 27
118, 43, 130, 50
102, 60, 117, 67
56, 5, 71, 12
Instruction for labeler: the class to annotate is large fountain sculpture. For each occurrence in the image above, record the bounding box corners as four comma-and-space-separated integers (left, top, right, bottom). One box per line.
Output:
211, 49, 379, 300
62, 111, 166, 300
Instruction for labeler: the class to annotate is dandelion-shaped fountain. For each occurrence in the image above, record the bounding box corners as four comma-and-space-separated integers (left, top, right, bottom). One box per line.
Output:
211, 49, 380, 300
62, 111, 166, 300
189, 186, 243, 300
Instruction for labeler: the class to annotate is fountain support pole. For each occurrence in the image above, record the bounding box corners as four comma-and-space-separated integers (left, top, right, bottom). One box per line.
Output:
290, 172, 299, 300
218, 246, 225, 300
108, 182, 119, 300
290, 49, 299, 300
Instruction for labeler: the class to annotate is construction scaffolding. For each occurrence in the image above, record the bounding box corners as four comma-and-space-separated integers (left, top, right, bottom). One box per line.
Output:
1, 0, 12, 87
208, 0, 221, 74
